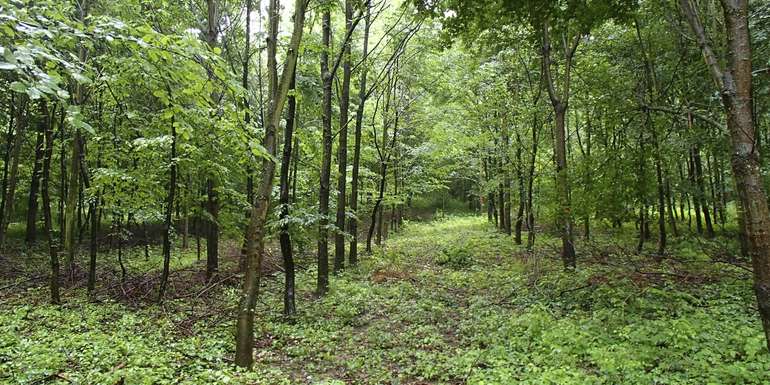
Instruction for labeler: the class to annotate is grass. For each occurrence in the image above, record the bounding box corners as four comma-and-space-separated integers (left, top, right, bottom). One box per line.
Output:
1, 215, 768, 384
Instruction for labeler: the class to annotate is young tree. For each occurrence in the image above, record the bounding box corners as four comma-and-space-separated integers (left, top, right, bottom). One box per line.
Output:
235, 0, 309, 368
348, 0, 372, 266
334, 0, 354, 272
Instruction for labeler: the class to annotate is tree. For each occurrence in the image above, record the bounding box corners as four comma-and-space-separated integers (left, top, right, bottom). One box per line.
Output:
679, 0, 770, 351
235, 0, 309, 368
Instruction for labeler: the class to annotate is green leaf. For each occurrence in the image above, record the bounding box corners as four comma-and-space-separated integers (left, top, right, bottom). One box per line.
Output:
71, 72, 92, 84
10, 81, 26, 93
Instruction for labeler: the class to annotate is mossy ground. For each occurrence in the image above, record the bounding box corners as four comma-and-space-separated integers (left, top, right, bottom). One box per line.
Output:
1, 216, 768, 384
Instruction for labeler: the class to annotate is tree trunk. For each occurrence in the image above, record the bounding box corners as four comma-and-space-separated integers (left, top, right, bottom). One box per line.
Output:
158, 115, 177, 301
514, 138, 525, 244
87, 193, 99, 294
497, 159, 505, 232
692, 146, 714, 237
279, 70, 297, 317
334, 0, 353, 272
665, 173, 679, 237
526, 113, 540, 252
26, 125, 44, 244
688, 148, 702, 234
651, 122, 666, 256
0, 95, 15, 247
317, 7, 333, 296
542, 22, 577, 269
235, 0, 307, 368
0, 97, 27, 249
58, 108, 66, 236
40, 102, 59, 304
681, 0, 770, 350
205, 179, 219, 280
348, 1, 370, 267
64, 0, 90, 276
238, 0, 253, 272
204, 0, 221, 282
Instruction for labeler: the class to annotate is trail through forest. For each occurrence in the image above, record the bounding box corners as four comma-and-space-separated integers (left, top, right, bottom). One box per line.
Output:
2, 216, 767, 384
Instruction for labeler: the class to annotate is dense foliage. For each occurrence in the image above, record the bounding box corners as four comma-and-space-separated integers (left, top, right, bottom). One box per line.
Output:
2, 0, 770, 382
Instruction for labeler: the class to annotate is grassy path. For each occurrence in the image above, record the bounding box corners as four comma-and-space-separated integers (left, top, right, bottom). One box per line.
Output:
1, 216, 769, 384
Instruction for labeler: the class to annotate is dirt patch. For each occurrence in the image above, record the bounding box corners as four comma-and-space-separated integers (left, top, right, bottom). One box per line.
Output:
370, 268, 413, 284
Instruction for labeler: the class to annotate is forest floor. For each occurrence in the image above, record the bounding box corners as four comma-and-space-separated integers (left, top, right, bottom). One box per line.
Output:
1, 216, 769, 384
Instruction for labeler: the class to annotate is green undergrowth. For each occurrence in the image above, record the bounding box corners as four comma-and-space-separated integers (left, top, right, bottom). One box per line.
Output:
1, 216, 768, 384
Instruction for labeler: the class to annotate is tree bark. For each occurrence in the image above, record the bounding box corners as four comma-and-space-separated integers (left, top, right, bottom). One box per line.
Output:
348, 0, 371, 266
158, 115, 177, 302
681, 0, 770, 350
26, 124, 44, 244
64, 0, 90, 276
514, 150, 525, 244
0, 94, 14, 247
235, 0, 307, 368
542, 22, 577, 269
334, 0, 354, 272
317, 7, 333, 296
204, 0, 221, 282
526, 114, 539, 251
40, 102, 59, 304
279, 70, 297, 317
0, 97, 27, 249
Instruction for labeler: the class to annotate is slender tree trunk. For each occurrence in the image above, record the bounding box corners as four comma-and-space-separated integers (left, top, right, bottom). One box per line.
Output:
64, 0, 90, 276
482, 158, 492, 222
688, 149, 703, 233
706, 153, 720, 228
26, 126, 44, 244
692, 146, 715, 237
693, 146, 714, 238
87, 102, 104, 294
0, 97, 27, 249
205, 179, 219, 280
650, 119, 666, 255
196, 216, 201, 260
87, 193, 99, 294
40, 102, 60, 304
0, 95, 15, 246
279, 70, 297, 317
117, 215, 125, 282
665, 173, 679, 237
58, 109, 66, 236
514, 141, 525, 244
497, 158, 505, 232
348, 1, 370, 267
204, 0, 221, 282
238, 0, 254, 272
526, 114, 539, 251
367, 87, 399, 252
637, 128, 647, 253
714, 156, 727, 228
334, 0, 353, 272
317, 7, 333, 296
158, 115, 177, 301
291, 137, 299, 203
501, 127, 512, 235
542, 23, 577, 269
678, 161, 687, 225
235, 0, 307, 368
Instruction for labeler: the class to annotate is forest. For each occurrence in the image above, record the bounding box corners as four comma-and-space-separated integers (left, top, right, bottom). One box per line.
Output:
1, 0, 770, 383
